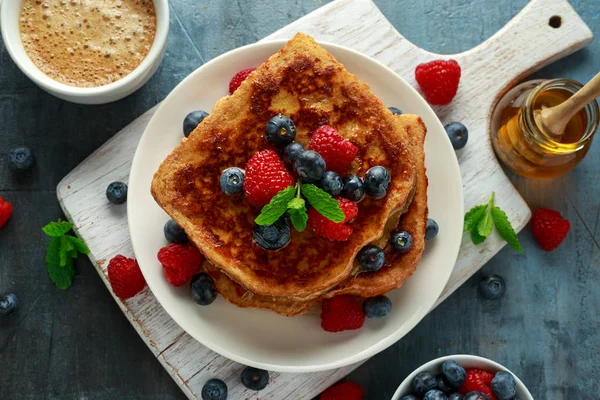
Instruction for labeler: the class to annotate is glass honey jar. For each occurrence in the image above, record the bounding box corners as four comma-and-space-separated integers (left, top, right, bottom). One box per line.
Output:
491, 78, 599, 179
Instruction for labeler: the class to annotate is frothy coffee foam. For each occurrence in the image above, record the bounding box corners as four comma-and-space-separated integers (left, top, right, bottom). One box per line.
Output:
20, 0, 156, 88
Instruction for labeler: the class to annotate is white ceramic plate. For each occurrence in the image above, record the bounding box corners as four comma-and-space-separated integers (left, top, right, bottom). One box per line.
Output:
128, 40, 464, 372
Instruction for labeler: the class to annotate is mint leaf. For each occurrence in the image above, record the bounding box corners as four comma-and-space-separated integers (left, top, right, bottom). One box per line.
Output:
46, 237, 75, 290
476, 193, 495, 238
68, 248, 78, 259
301, 184, 345, 223
289, 208, 308, 232
254, 186, 295, 225
67, 235, 90, 255
492, 206, 523, 252
59, 235, 74, 267
471, 226, 487, 245
463, 205, 487, 233
42, 220, 73, 237
288, 197, 305, 211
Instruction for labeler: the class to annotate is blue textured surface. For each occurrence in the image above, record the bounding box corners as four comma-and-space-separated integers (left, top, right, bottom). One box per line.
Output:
0, 1, 599, 399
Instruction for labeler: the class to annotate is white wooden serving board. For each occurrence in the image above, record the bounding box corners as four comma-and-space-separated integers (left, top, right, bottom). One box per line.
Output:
56, 0, 592, 398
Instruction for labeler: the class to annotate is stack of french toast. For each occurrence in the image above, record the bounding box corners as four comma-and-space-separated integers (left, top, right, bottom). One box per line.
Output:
151, 33, 428, 317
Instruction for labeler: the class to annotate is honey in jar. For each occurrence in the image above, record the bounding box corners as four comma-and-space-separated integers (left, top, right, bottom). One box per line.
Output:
491, 79, 599, 179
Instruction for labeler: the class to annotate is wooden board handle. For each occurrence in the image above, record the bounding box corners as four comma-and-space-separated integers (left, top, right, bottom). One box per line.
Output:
458, 0, 593, 96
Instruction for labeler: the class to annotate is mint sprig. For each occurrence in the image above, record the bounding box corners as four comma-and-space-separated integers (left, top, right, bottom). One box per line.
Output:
43, 220, 91, 289
255, 182, 345, 232
463, 192, 522, 252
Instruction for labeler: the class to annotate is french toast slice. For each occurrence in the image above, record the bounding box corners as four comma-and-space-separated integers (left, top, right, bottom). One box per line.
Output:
151, 33, 416, 300
205, 114, 428, 316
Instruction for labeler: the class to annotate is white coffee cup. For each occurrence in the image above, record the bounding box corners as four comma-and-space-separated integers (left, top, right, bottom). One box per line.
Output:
1, 0, 169, 104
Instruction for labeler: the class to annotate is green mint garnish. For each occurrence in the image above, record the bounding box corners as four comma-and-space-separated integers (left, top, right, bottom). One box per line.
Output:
254, 186, 295, 226
301, 184, 345, 223
287, 196, 308, 232
43, 219, 91, 289
463, 192, 522, 252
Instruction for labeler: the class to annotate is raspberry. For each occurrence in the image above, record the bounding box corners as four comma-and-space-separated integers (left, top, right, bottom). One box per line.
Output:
320, 295, 365, 332
158, 244, 204, 286
320, 381, 364, 400
531, 208, 570, 251
415, 59, 461, 105
459, 368, 496, 400
0, 196, 13, 229
308, 125, 358, 174
244, 150, 295, 207
107, 255, 146, 299
229, 68, 256, 94
308, 197, 358, 241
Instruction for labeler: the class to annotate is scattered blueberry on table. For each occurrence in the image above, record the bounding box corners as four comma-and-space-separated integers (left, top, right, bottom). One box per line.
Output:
201, 378, 228, 400
265, 114, 296, 147
240, 366, 269, 391
391, 230, 413, 252
319, 171, 343, 196
106, 181, 128, 204
0, 293, 18, 315
341, 174, 366, 202
9, 146, 35, 170
183, 110, 209, 138
190, 273, 218, 306
164, 219, 189, 244
357, 244, 385, 272
425, 218, 439, 240
363, 295, 392, 318
478, 275, 506, 300
219, 167, 245, 195
294, 150, 326, 183
445, 122, 469, 150
364, 166, 391, 199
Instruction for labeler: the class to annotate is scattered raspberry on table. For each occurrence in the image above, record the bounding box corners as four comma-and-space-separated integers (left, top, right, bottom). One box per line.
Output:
320, 381, 364, 400
0, 196, 12, 229
107, 255, 147, 299
531, 208, 570, 251
415, 59, 461, 105
158, 243, 204, 286
320, 295, 365, 332
229, 68, 256, 94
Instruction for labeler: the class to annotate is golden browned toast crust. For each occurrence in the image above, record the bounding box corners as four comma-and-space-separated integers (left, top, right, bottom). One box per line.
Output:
205, 115, 428, 315
151, 33, 416, 300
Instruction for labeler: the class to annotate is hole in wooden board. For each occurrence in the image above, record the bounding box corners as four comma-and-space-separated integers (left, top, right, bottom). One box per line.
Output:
549, 16, 562, 28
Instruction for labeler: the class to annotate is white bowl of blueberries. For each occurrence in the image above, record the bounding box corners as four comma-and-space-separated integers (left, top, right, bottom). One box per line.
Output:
392, 355, 534, 400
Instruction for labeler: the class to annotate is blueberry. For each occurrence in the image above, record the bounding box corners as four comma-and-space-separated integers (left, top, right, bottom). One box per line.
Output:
436, 375, 454, 393
449, 393, 464, 400
201, 378, 227, 400
391, 231, 413, 252
191, 273, 217, 306
0, 293, 18, 316
491, 371, 517, 400
318, 171, 343, 196
412, 371, 437, 396
357, 245, 385, 272
220, 167, 245, 195
401, 396, 420, 400
364, 166, 391, 199
184, 110, 209, 137
363, 295, 391, 318
341, 174, 365, 202
9, 147, 35, 170
283, 142, 305, 170
424, 389, 449, 400
252, 218, 291, 250
442, 360, 467, 388
425, 218, 439, 240
240, 367, 269, 391
265, 114, 297, 147
389, 106, 404, 115
463, 392, 490, 400
445, 122, 468, 150
478, 275, 506, 300
106, 181, 128, 204
294, 150, 326, 183
164, 219, 188, 244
